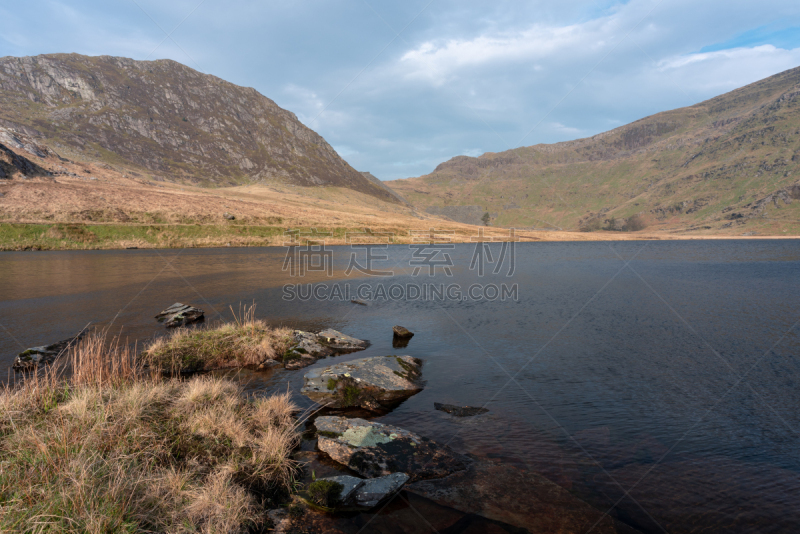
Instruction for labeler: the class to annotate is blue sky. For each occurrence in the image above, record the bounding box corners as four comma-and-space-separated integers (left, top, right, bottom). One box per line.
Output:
1, 1, 799, 180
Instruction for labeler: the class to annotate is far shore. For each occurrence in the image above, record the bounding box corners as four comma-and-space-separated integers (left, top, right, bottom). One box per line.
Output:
1, 220, 798, 252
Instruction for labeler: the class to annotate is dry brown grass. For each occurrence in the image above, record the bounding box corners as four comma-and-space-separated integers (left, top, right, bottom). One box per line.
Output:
0, 332, 300, 533
144, 306, 295, 373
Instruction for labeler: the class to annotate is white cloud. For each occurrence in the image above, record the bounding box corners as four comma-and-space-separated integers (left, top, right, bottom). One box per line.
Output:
551, 122, 584, 135
654, 45, 800, 93
398, 20, 615, 86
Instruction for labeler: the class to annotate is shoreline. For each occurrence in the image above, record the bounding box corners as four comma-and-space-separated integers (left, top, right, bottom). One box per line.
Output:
2, 220, 798, 252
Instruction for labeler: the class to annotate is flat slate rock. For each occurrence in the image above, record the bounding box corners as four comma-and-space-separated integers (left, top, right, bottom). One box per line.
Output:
154, 303, 204, 328
314, 475, 364, 505
302, 355, 423, 410
355, 472, 409, 508
284, 329, 368, 370
435, 402, 489, 417
12, 333, 85, 371
392, 325, 414, 338
315, 416, 467, 482
317, 328, 369, 352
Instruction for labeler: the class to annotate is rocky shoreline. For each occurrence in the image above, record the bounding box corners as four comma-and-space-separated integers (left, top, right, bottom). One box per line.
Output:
9, 302, 639, 533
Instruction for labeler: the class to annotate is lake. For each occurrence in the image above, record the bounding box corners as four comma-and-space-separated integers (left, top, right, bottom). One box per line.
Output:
1, 240, 799, 533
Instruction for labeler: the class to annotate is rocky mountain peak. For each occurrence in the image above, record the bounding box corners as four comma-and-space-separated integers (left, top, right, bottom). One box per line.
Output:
0, 53, 397, 202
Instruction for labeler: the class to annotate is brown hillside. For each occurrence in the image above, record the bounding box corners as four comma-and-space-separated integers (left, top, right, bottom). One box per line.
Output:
387, 65, 800, 236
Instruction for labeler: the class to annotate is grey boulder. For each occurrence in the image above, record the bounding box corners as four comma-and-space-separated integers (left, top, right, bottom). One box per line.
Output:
314, 416, 467, 481
317, 328, 369, 352
302, 355, 423, 410
155, 303, 204, 328
284, 330, 333, 370
283, 329, 368, 370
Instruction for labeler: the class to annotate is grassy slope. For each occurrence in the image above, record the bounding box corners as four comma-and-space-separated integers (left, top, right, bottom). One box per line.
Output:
0, 142, 666, 249
386, 66, 800, 236
0, 334, 299, 533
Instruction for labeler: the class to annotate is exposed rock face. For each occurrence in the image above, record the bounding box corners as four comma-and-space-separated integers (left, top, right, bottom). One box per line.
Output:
302, 355, 423, 409
0, 53, 399, 202
434, 403, 489, 417
12, 333, 84, 371
314, 416, 467, 482
283, 329, 367, 370
0, 134, 53, 179
154, 303, 204, 328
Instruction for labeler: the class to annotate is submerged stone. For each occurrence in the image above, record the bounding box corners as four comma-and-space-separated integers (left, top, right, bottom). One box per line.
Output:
314, 416, 468, 481
301, 355, 423, 410
155, 303, 204, 328
407, 458, 632, 533
434, 402, 489, 417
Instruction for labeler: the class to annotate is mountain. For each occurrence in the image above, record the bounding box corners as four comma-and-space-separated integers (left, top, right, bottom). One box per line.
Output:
386, 66, 800, 234
0, 53, 397, 202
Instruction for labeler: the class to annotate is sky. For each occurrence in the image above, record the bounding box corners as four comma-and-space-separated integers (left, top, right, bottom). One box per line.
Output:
1, 1, 800, 180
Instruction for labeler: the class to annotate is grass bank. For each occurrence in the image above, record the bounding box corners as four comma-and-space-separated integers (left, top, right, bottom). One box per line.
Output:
0, 333, 300, 533
0, 222, 290, 251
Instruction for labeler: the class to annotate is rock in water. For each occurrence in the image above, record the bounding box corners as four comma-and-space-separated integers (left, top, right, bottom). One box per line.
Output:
284, 330, 334, 370
154, 303, 205, 328
355, 473, 409, 508
392, 325, 414, 339
434, 402, 489, 417
315, 416, 467, 481
12, 333, 85, 371
283, 329, 368, 370
302, 355, 423, 410
316, 329, 369, 352
312, 475, 364, 506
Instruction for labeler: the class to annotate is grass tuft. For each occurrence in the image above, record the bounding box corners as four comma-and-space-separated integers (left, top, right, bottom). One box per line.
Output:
144, 305, 294, 373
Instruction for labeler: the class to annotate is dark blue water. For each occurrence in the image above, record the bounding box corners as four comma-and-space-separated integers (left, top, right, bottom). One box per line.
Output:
1, 240, 799, 533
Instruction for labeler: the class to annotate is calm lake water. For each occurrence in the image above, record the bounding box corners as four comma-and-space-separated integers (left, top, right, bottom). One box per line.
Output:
1, 240, 799, 533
